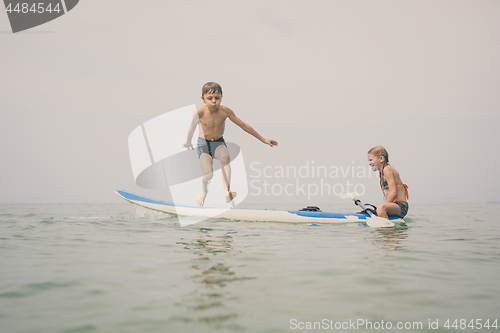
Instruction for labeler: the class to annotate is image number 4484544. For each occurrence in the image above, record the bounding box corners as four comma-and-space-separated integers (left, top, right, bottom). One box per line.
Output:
3, 0, 79, 33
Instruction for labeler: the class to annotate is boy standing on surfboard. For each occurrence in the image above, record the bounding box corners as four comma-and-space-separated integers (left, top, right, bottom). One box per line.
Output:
183, 82, 278, 207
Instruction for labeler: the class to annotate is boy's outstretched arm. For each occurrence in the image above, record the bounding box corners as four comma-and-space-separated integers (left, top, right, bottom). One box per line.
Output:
182, 110, 200, 150
227, 108, 278, 147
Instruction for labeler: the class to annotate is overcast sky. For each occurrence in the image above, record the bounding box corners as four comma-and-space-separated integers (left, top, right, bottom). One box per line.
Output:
1, 0, 499, 205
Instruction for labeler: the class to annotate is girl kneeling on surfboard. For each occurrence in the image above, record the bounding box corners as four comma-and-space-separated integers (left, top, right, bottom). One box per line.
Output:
367, 146, 409, 219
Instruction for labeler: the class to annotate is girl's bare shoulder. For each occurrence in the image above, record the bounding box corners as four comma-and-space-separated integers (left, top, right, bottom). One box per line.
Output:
383, 165, 397, 175
384, 165, 401, 179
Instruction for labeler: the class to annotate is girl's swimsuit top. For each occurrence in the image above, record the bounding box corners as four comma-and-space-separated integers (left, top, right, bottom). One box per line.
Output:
380, 166, 409, 200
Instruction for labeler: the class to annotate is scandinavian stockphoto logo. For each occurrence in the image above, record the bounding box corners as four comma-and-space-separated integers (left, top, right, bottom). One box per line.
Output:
3, 0, 79, 33
128, 105, 248, 227
248, 161, 374, 200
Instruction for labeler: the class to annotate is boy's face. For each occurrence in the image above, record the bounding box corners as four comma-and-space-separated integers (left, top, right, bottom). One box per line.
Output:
201, 91, 222, 111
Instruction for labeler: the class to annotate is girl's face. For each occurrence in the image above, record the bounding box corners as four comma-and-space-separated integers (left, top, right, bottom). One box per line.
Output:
367, 154, 384, 171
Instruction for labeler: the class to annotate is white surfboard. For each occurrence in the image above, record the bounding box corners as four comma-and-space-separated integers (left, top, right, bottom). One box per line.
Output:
116, 189, 404, 225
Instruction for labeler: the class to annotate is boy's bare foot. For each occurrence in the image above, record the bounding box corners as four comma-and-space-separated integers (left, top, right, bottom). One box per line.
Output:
196, 189, 208, 207
224, 191, 237, 203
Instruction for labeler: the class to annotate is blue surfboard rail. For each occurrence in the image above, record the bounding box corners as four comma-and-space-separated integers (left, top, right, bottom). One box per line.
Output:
115, 189, 219, 209
288, 210, 401, 220
116, 189, 175, 207
288, 210, 369, 220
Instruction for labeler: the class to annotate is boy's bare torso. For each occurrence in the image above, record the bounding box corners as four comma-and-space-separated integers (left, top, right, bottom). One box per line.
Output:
197, 105, 230, 140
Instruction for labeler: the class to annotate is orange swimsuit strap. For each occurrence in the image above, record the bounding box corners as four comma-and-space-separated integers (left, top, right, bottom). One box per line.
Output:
396, 183, 409, 200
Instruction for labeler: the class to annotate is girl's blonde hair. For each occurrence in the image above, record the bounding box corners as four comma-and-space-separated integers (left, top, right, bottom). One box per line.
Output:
368, 146, 389, 166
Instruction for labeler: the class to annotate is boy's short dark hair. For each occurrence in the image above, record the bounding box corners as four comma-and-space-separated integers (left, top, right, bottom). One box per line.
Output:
202, 82, 223, 96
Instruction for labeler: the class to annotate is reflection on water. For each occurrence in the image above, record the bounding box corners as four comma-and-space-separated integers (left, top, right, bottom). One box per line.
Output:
370, 222, 410, 251
173, 227, 254, 330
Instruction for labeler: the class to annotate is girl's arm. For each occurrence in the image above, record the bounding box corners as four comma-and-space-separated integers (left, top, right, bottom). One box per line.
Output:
226, 108, 278, 147
182, 110, 200, 149
383, 167, 398, 203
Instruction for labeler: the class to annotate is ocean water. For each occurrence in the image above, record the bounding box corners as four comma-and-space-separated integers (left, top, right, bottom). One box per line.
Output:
0, 202, 499, 333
